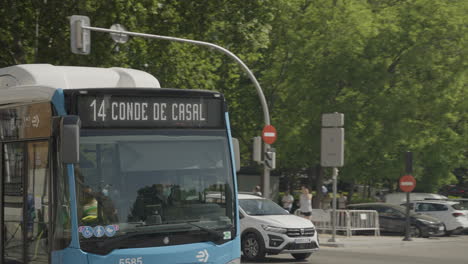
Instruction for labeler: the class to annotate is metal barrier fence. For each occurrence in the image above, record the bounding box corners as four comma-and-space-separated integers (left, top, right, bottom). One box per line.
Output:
295, 209, 380, 237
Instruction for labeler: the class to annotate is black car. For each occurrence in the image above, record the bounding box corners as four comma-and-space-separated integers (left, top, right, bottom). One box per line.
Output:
439, 185, 468, 198
347, 203, 444, 237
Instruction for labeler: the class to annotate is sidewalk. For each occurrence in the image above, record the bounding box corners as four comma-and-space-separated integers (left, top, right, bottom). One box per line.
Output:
318, 233, 464, 248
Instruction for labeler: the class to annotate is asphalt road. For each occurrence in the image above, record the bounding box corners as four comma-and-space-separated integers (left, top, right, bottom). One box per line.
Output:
242, 235, 468, 264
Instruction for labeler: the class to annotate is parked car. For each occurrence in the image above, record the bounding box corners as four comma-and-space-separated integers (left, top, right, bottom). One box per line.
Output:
401, 200, 468, 235
238, 193, 319, 261
449, 198, 468, 208
450, 199, 468, 234
347, 203, 445, 237
439, 185, 468, 197
384, 192, 447, 205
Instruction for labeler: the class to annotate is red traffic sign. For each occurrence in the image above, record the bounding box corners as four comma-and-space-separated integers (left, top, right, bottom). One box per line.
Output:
262, 125, 277, 145
399, 175, 416, 192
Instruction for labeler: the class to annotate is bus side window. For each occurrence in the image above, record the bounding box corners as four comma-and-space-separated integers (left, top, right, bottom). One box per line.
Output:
26, 141, 51, 262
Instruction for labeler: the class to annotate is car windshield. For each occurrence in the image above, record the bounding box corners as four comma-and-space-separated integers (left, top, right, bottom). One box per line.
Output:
239, 198, 289, 216
75, 129, 235, 254
452, 202, 468, 210
390, 205, 408, 214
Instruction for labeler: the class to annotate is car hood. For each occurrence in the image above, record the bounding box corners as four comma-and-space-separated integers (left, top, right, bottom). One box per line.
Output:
249, 214, 315, 228
413, 213, 442, 223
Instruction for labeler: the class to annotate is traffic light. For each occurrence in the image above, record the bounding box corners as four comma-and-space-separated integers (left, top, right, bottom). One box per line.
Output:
252, 136, 262, 164
70, 15, 91, 55
264, 149, 276, 170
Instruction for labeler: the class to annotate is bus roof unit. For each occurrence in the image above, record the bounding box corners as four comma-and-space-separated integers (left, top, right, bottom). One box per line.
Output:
0, 64, 160, 105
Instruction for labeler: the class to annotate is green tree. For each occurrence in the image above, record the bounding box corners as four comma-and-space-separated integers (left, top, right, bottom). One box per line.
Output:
260, 0, 467, 194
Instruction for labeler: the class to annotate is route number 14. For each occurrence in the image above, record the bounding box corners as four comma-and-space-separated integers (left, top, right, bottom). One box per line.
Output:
90, 99, 106, 121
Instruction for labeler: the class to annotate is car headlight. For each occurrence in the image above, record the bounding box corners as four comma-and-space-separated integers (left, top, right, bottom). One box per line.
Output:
417, 219, 433, 225
261, 225, 287, 234
225, 258, 241, 264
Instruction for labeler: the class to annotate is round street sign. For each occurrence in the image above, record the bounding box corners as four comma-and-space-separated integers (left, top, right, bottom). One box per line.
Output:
399, 175, 416, 192
262, 125, 277, 145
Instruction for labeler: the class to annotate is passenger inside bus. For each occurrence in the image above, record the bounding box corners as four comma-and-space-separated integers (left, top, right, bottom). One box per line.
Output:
131, 184, 167, 223
80, 186, 118, 225
81, 187, 98, 224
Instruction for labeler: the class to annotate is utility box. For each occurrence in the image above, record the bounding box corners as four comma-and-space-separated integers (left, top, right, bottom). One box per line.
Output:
321, 127, 344, 167
322, 113, 344, 127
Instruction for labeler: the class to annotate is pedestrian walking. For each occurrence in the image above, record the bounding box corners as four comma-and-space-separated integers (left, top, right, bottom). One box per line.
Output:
299, 186, 312, 220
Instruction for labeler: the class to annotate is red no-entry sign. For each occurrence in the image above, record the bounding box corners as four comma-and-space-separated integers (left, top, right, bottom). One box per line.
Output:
262, 125, 277, 145
399, 175, 416, 192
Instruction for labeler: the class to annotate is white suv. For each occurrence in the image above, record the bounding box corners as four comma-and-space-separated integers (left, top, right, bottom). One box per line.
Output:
403, 200, 468, 235
238, 194, 319, 261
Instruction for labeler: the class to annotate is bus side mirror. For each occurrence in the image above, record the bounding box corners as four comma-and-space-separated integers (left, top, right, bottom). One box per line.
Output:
61, 116, 81, 164
232, 138, 241, 172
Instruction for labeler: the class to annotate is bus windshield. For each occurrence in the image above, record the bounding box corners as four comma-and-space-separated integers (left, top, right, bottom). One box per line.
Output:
75, 129, 235, 254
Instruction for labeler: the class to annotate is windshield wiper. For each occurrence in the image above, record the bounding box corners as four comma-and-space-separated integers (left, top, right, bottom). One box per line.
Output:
185, 221, 224, 241
94, 230, 153, 249
95, 225, 191, 249
93, 221, 229, 250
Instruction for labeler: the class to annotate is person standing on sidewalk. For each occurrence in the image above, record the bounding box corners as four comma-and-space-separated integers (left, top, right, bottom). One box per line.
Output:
338, 192, 347, 209
299, 186, 313, 220
252, 185, 262, 196
282, 190, 294, 213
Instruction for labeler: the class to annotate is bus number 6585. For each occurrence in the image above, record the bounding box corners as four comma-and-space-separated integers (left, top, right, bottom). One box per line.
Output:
119, 257, 143, 264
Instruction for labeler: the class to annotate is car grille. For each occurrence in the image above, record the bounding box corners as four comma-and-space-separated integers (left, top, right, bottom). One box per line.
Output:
285, 242, 319, 250
286, 228, 315, 237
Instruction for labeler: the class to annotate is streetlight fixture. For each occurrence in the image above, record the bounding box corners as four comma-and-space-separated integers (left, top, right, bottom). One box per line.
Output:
70, 15, 274, 198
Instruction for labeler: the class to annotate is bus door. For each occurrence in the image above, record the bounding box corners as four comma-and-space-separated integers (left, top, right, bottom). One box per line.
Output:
2, 141, 50, 264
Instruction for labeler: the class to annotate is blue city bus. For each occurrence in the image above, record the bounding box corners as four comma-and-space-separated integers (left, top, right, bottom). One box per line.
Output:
0, 64, 241, 264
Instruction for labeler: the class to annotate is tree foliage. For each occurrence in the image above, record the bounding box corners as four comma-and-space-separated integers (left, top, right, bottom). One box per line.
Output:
1, 0, 466, 192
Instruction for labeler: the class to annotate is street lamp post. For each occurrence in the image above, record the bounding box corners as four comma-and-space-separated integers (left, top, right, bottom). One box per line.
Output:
70, 15, 273, 198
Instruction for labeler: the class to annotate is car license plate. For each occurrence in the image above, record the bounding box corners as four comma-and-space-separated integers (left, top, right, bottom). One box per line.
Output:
295, 237, 312, 243
439, 226, 444, 231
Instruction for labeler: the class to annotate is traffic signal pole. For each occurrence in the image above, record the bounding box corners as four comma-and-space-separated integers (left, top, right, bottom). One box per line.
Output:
263, 154, 271, 198
330, 167, 339, 243
403, 151, 413, 241
321, 113, 345, 244
70, 16, 273, 197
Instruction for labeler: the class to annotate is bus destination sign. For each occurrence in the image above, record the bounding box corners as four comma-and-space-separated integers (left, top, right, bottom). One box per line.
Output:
77, 95, 223, 128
